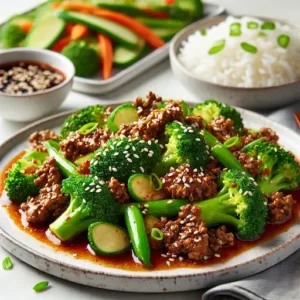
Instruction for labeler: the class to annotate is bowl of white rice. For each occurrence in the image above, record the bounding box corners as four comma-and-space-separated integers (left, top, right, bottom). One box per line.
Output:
170, 15, 300, 109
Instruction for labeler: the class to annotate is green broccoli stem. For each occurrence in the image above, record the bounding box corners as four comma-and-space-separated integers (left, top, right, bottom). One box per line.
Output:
257, 174, 294, 195
152, 156, 179, 176
50, 206, 97, 241
45, 141, 78, 177
203, 130, 250, 175
243, 137, 265, 151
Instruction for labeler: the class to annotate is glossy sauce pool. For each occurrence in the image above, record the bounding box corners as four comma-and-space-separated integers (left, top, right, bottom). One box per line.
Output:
1, 153, 300, 271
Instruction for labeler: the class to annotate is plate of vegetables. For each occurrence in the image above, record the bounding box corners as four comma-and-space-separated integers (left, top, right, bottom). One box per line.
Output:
0, 93, 300, 292
0, 0, 225, 94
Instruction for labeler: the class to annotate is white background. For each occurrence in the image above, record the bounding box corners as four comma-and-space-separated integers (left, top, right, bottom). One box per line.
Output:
0, 1, 299, 299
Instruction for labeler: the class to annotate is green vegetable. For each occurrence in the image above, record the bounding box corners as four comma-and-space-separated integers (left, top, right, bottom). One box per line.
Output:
153, 121, 210, 175
152, 27, 179, 41
208, 39, 225, 55
277, 34, 290, 48
244, 141, 300, 194
201, 29, 207, 36
88, 222, 130, 255
93, 0, 144, 16
90, 137, 161, 183
203, 130, 249, 175
224, 136, 242, 149
125, 205, 151, 267
144, 215, 159, 234
241, 42, 257, 54
151, 228, 163, 241
79, 122, 99, 135
5, 150, 48, 202
107, 104, 139, 132
242, 137, 265, 152
192, 99, 244, 134
173, 0, 204, 20
156, 100, 191, 118
2, 256, 13, 270
136, 17, 187, 29
60, 105, 106, 140
261, 21, 275, 30
0, 23, 26, 48
62, 40, 99, 77
128, 173, 165, 202
33, 281, 49, 292
122, 170, 268, 240
230, 22, 241, 36
247, 21, 258, 29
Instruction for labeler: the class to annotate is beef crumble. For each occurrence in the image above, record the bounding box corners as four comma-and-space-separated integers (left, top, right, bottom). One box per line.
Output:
162, 164, 217, 202
134, 91, 163, 117
207, 225, 235, 254
107, 177, 130, 204
28, 130, 59, 153
244, 128, 279, 145
233, 151, 261, 177
185, 115, 204, 129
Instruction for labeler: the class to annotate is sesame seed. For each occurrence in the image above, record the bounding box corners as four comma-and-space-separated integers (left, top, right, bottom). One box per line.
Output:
167, 200, 173, 204
114, 152, 119, 156
148, 153, 153, 157
264, 201, 268, 206
210, 156, 214, 160
168, 173, 174, 177
214, 254, 221, 258
248, 191, 253, 196
132, 146, 136, 151
143, 148, 149, 152
179, 257, 184, 262
162, 178, 165, 184
166, 261, 171, 267
182, 176, 186, 183
193, 168, 198, 172
112, 167, 117, 172
184, 183, 190, 188
196, 138, 201, 142
172, 254, 177, 258
90, 188, 95, 192
85, 187, 90, 191
144, 204, 149, 208
127, 158, 133, 163
90, 182, 95, 186
169, 258, 175, 262
204, 256, 209, 260
178, 135, 182, 139
148, 140, 152, 145
125, 145, 130, 150
96, 189, 102, 193
239, 189, 243, 194
140, 167, 145, 173
109, 166, 112, 171
244, 191, 248, 196
73, 253, 77, 257
83, 199, 86, 204
188, 130, 194, 133
161, 254, 167, 258
134, 154, 139, 158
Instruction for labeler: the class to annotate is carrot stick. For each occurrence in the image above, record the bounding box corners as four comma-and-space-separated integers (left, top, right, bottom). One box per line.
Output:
51, 36, 71, 52
56, 2, 165, 48
97, 34, 113, 80
71, 24, 89, 40
17, 20, 33, 33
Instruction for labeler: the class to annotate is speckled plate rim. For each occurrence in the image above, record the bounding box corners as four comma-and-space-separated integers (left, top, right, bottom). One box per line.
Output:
0, 105, 300, 292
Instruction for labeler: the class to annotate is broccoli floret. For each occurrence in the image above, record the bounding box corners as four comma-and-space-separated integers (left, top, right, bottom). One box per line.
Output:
90, 137, 161, 183
0, 23, 26, 48
61, 40, 99, 77
60, 105, 106, 140
49, 175, 120, 241
4, 150, 48, 202
154, 121, 210, 175
192, 100, 244, 134
244, 141, 300, 194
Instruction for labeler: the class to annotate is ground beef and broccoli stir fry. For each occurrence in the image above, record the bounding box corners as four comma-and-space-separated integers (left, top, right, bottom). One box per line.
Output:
4, 93, 300, 268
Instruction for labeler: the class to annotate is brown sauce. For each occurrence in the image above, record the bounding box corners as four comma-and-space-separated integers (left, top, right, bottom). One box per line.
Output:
0, 61, 65, 95
1, 152, 300, 271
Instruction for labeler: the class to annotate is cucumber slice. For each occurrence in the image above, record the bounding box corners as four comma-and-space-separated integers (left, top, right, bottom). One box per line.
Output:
144, 215, 159, 234
57, 11, 139, 49
25, 15, 65, 49
136, 17, 187, 29
113, 40, 146, 67
88, 222, 130, 255
107, 103, 139, 132
152, 27, 179, 41
128, 174, 166, 202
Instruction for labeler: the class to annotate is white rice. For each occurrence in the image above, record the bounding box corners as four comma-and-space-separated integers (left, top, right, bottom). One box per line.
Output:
178, 16, 300, 88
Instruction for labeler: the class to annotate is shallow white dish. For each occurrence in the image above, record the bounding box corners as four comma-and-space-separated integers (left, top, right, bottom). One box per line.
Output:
0, 106, 300, 293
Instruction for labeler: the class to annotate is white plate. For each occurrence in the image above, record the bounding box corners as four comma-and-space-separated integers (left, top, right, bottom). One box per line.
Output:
0, 107, 299, 293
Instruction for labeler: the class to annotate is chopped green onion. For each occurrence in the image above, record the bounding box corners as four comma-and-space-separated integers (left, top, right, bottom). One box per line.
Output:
258, 32, 267, 37
261, 21, 275, 30
150, 173, 162, 191
208, 39, 225, 55
247, 21, 259, 29
277, 34, 290, 48
151, 228, 163, 241
2, 256, 13, 270
201, 29, 207, 36
241, 42, 257, 54
79, 122, 98, 135
33, 281, 49, 292
230, 22, 242, 36
224, 136, 241, 149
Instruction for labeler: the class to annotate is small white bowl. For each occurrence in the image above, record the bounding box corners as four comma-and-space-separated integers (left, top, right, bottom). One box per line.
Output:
0, 48, 75, 121
170, 16, 300, 110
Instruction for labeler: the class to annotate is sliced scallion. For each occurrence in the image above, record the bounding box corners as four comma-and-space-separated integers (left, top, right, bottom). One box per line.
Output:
247, 21, 259, 29
241, 42, 257, 54
261, 21, 275, 30
151, 228, 164, 241
79, 122, 98, 135
208, 39, 225, 55
230, 22, 242, 36
150, 173, 162, 191
277, 34, 290, 48
224, 136, 241, 149
2, 256, 13, 270
33, 281, 49, 292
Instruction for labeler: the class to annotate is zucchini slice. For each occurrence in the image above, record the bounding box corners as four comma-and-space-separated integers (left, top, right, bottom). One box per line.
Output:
57, 11, 140, 49
128, 174, 166, 202
107, 103, 139, 132
25, 15, 65, 49
113, 40, 146, 68
88, 222, 130, 255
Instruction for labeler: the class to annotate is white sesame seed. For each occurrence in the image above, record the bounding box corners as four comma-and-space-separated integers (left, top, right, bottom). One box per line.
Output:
244, 191, 248, 196
144, 204, 149, 208
169, 258, 175, 262
204, 256, 209, 260
166, 261, 171, 266
162, 178, 165, 184
179, 256, 184, 262
167, 200, 173, 204
85, 187, 90, 191
73, 253, 77, 257
143, 148, 149, 152
178, 135, 182, 139
161, 254, 167, 258
184, 183, 190, 188
248, 191, 253, 196
134, 154, 139, 158
125, 145, 130, 150
83, 199, 86, 203
127, 158, 133, 163
90, 182, 95, 186
109, 166, 112, 171
148, 140, 152, 145
264, 201, 268, 206
239, 189, 243, 194
188, 130, 194, 133
182, 176, 186, 183
96, 189, 102, 193
140, 167, 144, 173
214, 254, 221, 258
90, 188, 95, 192
148, 153, 153, 157
132, 146, 136, 151
114, 152, 119, 156
112, 168, 117, 172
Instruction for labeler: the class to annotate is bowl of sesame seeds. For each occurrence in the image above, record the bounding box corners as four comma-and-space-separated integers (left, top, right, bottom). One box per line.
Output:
0, 48, 75, 121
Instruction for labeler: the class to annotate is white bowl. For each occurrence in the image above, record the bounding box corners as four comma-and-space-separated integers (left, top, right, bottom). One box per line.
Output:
170, 16, 300, 110
0, 48, 75, 121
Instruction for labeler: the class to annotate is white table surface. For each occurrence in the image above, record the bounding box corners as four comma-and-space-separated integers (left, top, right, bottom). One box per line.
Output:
1, 1, 299, 299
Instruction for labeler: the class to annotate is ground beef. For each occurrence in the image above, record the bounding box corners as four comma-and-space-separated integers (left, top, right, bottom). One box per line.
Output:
206, 116, 237, 143
134, 91, 163, 117
59, 128, 110, 161
117, 101, 182, 141
107, 177, 130, 204
161, 204, 209, 261
185, 115, 204, 129
162, 164, 217, 202
233, 151, 261, 177
207, 225, 235, 254
205, 159, 222, 178
268, 192, 294, 224
28, 130, 59, 152
149, 217, 168, 250
104, 106, 113, 121
244, 128, 279, 145
21, 157, 69, 225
